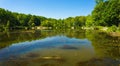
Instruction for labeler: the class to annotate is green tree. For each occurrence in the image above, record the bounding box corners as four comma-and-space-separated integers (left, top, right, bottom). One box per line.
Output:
28, 16, 35, 27
92, 0, 120, 26
86, 15, 93, 27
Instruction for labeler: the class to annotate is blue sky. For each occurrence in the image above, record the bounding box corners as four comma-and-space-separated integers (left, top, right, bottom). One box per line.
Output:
0, 0, 96, 19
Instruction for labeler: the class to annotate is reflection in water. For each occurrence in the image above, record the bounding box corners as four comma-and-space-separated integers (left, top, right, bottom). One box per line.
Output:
0, 30, 120, 66
0, 36, 91, 60
77, 58, 120, 66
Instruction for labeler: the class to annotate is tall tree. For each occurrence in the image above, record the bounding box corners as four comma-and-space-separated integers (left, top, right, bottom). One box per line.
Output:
92, 0, 120, 26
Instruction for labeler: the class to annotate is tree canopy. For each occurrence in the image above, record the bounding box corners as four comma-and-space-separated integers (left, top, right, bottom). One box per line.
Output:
0, 0, 119, 31
92, 0, 120, 26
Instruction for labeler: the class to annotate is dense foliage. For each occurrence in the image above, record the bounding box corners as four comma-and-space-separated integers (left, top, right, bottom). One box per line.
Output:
0, 8, 47, 31
92, 0, 120, 26
0, 0, 120, 31
0, 8, 87, 31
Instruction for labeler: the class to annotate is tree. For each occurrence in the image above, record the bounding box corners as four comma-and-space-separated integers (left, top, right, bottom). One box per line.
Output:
92, 0, 120, 26
0, 8, 47, 31
28, 16, 35, 27
86, 15, 94, 27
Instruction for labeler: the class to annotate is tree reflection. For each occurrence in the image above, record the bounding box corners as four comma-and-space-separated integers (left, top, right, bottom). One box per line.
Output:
0, 30, 120, 60
85, 30, 120, 59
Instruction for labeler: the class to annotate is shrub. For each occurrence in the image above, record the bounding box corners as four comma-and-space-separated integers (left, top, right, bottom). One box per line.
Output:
107, 25, 117, 32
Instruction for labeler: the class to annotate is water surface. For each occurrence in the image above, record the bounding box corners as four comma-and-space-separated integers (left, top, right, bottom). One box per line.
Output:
0, 30, 119, 66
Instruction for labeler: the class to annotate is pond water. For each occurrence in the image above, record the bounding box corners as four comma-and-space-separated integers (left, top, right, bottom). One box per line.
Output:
0, 30, 120, 66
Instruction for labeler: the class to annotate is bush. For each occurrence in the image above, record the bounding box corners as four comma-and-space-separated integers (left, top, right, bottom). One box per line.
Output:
107, 25, 117, 32
116, 27, 120, 32
93, 26, 103, 30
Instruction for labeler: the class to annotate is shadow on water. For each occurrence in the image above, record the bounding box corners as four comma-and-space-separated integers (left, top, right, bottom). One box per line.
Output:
0, 30, 120, 66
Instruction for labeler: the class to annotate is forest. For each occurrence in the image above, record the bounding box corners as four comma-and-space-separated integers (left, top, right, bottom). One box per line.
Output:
0, 0, 120, 32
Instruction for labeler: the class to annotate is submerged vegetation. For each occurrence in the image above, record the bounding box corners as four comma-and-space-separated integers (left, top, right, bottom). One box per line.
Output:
0, 0, 120, 32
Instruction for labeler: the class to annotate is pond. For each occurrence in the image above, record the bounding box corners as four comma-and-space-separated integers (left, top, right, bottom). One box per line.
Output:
0, 30, 120, 66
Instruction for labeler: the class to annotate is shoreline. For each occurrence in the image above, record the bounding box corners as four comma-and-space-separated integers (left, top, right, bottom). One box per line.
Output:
0, 28, 120, 37
108, 32, 120, 37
